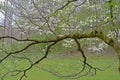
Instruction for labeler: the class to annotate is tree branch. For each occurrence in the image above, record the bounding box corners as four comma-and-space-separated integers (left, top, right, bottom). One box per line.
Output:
0, 30, 120, 79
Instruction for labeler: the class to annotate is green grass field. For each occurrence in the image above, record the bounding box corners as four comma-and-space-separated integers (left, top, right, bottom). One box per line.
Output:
1, 53, 120, 80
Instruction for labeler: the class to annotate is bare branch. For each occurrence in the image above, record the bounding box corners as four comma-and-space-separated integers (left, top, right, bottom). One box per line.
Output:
57, 0, 77, 11
0, 42, 38, 63
18, 41, 58, 80
74, 38, 102, 75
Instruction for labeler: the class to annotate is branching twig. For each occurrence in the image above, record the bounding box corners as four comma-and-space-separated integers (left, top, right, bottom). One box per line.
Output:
74, 38, 103, 74
57, 0, 77, 11
18, 41, 58, 80
32, 0, 58, 38
0, 42, 38, 63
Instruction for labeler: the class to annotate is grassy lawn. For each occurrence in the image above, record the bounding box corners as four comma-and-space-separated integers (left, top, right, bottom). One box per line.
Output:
1, 53, 120, 80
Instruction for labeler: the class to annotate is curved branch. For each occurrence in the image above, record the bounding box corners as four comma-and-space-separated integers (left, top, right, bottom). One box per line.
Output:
0, 30, 120, 68
74, 38, 102, 75
15, 42, 58, 80
0, 42, 38, 63
0, 30, 120, 79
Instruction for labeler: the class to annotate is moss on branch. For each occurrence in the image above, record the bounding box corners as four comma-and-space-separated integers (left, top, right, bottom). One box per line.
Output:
0, 30, 120, 72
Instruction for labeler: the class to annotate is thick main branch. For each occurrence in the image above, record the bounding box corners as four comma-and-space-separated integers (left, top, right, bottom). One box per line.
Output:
0, 30, 120, 71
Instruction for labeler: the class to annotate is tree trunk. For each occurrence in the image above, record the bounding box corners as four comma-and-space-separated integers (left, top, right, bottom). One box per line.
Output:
4, 0, 13, 45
